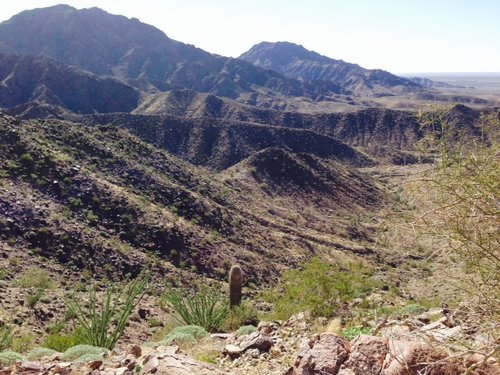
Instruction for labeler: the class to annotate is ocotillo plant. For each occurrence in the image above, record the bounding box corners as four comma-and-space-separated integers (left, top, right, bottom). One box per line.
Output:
229, 264, 243, 308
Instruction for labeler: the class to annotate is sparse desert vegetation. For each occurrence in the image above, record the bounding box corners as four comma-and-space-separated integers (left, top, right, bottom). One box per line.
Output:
0, 3, 498, 374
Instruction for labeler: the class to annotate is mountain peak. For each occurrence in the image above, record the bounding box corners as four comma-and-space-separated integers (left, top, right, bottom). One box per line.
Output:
240, 41, 333, 68
240, 41, 420, 95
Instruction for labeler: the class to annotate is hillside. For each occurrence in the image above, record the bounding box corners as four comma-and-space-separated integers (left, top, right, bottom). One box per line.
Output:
0, 53, 140, 114
0, 113, 385, 284
239, 41, 422, 96
72, 113, 373, 170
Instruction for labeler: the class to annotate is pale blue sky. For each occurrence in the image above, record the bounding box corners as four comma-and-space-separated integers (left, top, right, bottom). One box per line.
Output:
1, 0, 499, 73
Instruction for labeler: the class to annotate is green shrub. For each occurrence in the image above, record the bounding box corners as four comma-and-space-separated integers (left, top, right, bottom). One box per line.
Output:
42, 332, 81, 352
267, 257, 377, 320
148, 317, 163, 328
416, 107, 499, 333
17, 267, 53, 289
26, 288, 45, 309
17, 267, 53, 309
235, 325, 257, 337
161, 285, 228, 332
224, 302, 258, 331
341, 326, 373, 341
86, 212, 99, 223
19, 153, 34, 170
0, 269, 10, 280
65, 271, 150, 349
60, 345, 107, 361
0, 351, 25, 366
12, 331, 34, 353
27, 348, 59, 361
0, 324, 15, 351
397, 303, 427, 316
160, 325, 208, 346
69, 197, 82, 208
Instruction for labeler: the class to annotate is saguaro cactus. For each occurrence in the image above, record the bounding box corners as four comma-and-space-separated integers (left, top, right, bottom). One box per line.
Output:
229, 264, 243, 308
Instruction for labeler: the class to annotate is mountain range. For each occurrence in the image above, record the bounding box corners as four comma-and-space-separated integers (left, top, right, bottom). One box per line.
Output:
0, 4, 496, 281
0, 4, 440, 114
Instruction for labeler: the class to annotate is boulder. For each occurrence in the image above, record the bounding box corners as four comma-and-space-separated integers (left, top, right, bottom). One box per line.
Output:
341, 335, 388, 375
222, 331, 274, 358
18, 361, 47, 374
288, 333, 350, 375
239, 332, 273, 353
140, 353, 225, 375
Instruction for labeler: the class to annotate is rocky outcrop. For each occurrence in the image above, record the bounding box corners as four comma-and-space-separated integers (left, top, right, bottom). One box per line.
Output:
223, 331, 274, 359
287, 333, 499, 375
291, 334, 350, 375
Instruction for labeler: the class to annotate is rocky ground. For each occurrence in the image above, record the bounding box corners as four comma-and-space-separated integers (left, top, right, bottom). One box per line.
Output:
1, 307, 498, 375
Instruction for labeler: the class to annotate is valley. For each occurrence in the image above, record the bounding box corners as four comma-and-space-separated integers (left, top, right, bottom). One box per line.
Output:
0, 4, 498, 375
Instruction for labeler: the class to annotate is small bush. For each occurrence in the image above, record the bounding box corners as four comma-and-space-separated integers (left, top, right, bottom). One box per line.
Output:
235, 325, 257, 337
60, 345, 107, 361
86, 212, 99, 223
12, 331, 34, 353
0, 324, 15, 351
224, 302, 258, 331
17, 267, 53, 289
0, 351, 25, 366
42, 332, 81, 352
17, 267, 53, 309
267, 257, 377, 320
26, 288, 45, 309
148, 317, 163, 328
27, 348, 59, 361
65, 271, 150, 349
341, 326, 373, 341
19, 153, 34, 170
397, 303, 427, 316
151, 317, 179, 342
68, 197, 82, 208
160, 325, 208, 346
161, 285, 228, 332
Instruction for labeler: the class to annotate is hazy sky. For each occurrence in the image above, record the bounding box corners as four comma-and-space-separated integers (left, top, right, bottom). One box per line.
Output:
1, 0, 499, 73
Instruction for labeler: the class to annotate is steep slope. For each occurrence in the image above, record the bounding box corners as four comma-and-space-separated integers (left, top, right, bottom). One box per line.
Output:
239, 41, 423, 96
228, 148, 380, 207
0, 113, 384, 283
0, 5, 344, 105
132, 93, 423, 160
0, 53, 140, 113
75, 113, 374, 170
